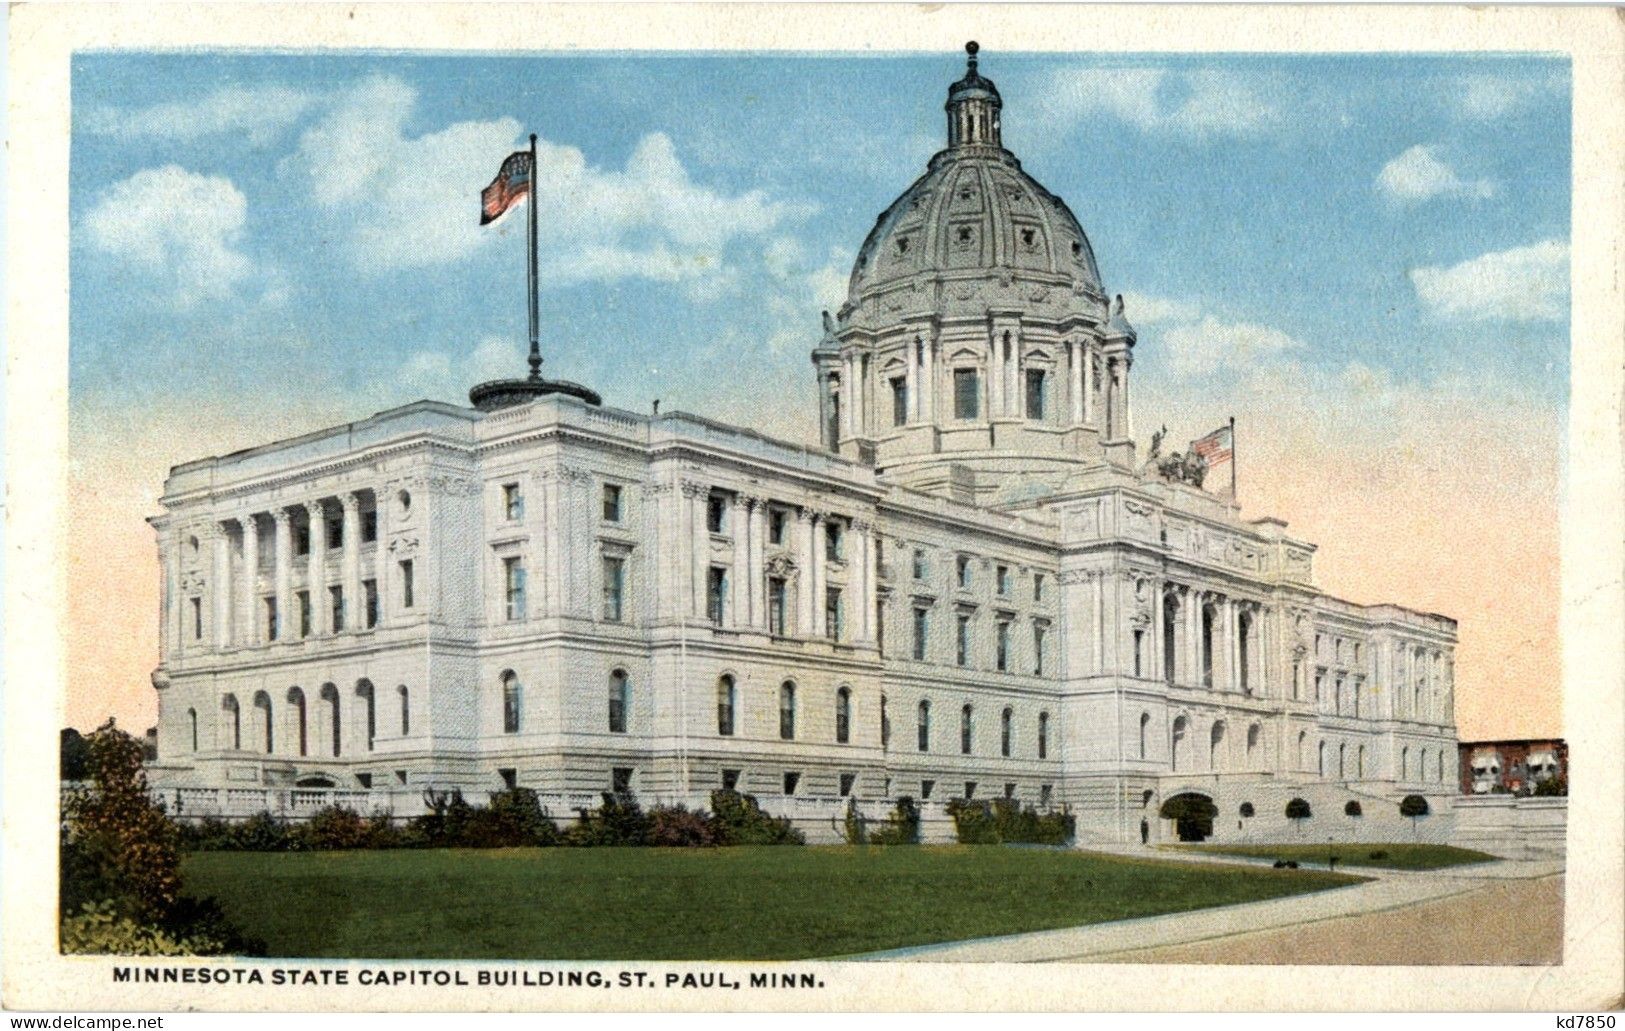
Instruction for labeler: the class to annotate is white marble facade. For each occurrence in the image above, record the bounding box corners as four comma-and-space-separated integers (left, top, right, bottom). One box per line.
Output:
146, 47, 1459, 844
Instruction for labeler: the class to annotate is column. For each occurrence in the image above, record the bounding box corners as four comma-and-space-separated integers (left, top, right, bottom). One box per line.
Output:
841, 355, 856, 439
922, 338, 936, 423
305, 501, 327, 635
212, 524, 232, 650
340, 492, 361, 633
160, 534, 178, 659
795, 508, 815, 635
1122, 358, 1133, 437
988, 332, 1003, 418
847, 521, 867, 643
1092, 572, 1104, 674
1188, 590, 1203, 687
1069, 342, 1084, 425
730, 498, 750, 628
239, 514, 259, 646
1083, 347, 1095, 426
748, 498, 768, 629
1151, 586, 1164, 681
864, 522, 879, 645
374, 489, 389, 624
905, 341, 919, 423
810, 513, 827, 638
544, 472, 564, 616
272, 509, 292, 643
687, 482, 709, 619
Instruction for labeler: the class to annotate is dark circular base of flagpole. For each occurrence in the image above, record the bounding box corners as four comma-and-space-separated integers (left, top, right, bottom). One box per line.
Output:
468, 376, 602, 412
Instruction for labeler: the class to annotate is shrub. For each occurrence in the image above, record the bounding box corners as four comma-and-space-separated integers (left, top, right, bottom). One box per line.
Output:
1533, 776, 1567, 797
564, 793, 652, 847
293, 806, 400, 851
1239, 802, 1255, 818
461, 789, 560, 848
1344, 800, 1362, 817
1399, 793, 1429, 837
947, 798, 1074, 845
1368, 849, 1389, 861
866, 796, 920, 846
646, 805, 718, 848
1284, 797, 1312, 830
946, 799, 999, 844
60, 728, 91, 782
841, 797, 867, 845
61, 900, 224, 957
404, 788, 477, 847
709, 790, 803, 846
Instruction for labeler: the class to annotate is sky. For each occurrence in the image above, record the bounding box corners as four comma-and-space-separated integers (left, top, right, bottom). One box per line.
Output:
67, 49, 1569, 740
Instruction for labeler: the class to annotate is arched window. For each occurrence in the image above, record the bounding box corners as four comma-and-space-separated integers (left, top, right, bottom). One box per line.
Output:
1171, 715, 1188, 771
1038, 710, 1050, 759
960, 704, 974, 755
1338, 742, 1347, 779
880, 694, 891, 748
608, 670, 629, 733
1210, 721, 1226, 771
356, 680, 376, 751
1401, 745, 1410, 781
1358, 744, 1367, 778
1247, 723, 1261, 766
1318, 740, 1326, 778
1436, 750, 1445, 783
1001, 707, 1013, 757
287, 687, 307, 757
188, 708, 198, 752
319, 683, 340, 757
835, 686, 851, 744
222, 694, 241, 750
1297, 730, 1307, 770
1139, 712, 1151, 759
717, 675, 736, 736
398, 685, 410, 736
502, 671, 521, 734
1162, 592, 1179, 686
253, 690, 273, 754
917, 700, 931, 752
1238, 610, 1252, 694
1200, 602, 1216, 688
779, 681, 796, 740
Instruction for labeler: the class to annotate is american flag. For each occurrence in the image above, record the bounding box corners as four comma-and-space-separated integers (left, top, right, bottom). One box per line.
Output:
1191, 423, 1233, 469
479, 150, 533, 226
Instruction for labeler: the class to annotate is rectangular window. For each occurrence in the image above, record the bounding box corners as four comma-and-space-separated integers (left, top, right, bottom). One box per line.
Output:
706, 493, 726, 534
264, 597, 278, 642
912, 548, 927, 580
891, 376, 908, 426
294, 524, 310, 557
361, 508, 377, 543
399, 559, 414, 609
825, 587, 843, 641
329, 585, 345, 631
503, 557, 526, 621
953, 368, 980, 420
721, 768, 740, 793
1034, 624, 1047, 676
1004, 782, 1017, 799
839, 773, 856, 797
707, 566, 727, 625
956, 615, 970, 667
1025, 368, 1046, 419
1040, 784, 1053, 806
503, 483, 523, 522
297, 591, 311, 637
1133, 628, 1144, 677
996, 564, 1010, 595
769, 509, 786, 545
768, 577, 787, 636
1033, 573, 1045, 603
611, 767, 633, 795
825, 521, 843, 561
602, 556, 625, 622
602, 483, 623, 523
190, 597, 202, 640
957, 555, 971, 589
782, 771, 801, 796
363, 578, 378, 628
498, 768, 516, 791
920, 778, 935, 800
964, 781, 977, 799
996, 621, 1010, 672
912, 607, 928, 660
326, 517, 343, 551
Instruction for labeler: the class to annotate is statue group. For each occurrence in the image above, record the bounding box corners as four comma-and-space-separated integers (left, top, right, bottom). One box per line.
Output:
1146, 425, 1209, 489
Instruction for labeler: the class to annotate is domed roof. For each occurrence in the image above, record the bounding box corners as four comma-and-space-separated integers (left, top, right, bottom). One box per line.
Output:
842, 45, 1104, 315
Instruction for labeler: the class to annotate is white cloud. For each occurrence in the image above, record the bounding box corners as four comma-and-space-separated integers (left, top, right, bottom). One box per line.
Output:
401, 335, 529, 400
1376, 145, 1496, 203
84, 164, 255, 308
1409, 240, 1569, 322
1038, 68, 1277, 139
758, 237, 852, 354
1159, 315, 1306, 376
86, 84, 317, 145
282, 76, 805, 284
1117, 291, 1200, 325
1455, 73, 1560, 121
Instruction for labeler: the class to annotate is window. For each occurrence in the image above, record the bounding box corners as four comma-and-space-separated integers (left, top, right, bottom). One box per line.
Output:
707, 566, 727, 625
1001, 707, 1013, 757
602, 556, 625, 622
1133, 629, 1144, 677
996, 565, 1010, 595
609, 670, 630, 733
497, 768, 516, 790
501, 672, 520, 734
1201, 605, 1215, 688
357, 681, 376, 751
1004, 782, 1017, 799
917, 700, 931, 752
825, 521, 843, 561
839, 772, 856, 797
294, 523, 310, 557
1034, 624, 1047, 676
964, 781, 977, 799
253, 692, 273, 753
329, 585, 345, 632
1039, 784, 1053, 806
320, 684, 340, 756
891, 376, 907, 426
1033, 573, 1045, 602
1038, 711, 1050, 759
956, 555, 972, 589
398, 685, 409, 736
880, 695, 891, 748
768, 509, 786, 545
361, 508, 377, 543
836, 687, 851, 744
612, 767, 633, 794
912, 606, 928, 660
1163, 596, 1178, 686
1238, 611, 1252, 694
920, 778, 936, 800
782, 771, 801, 796
363, 578, 378, 628
602, 483, 623, 523
825, 588, 843, 641
779, 682, 797, 740
706, 493, 727, 534
912, 548, 927, 580
1026, 369, 1046, 419
297, 591, 311, 638
265, 597, 279, 641
326, 515, 343, 551
953, 368, 980, 419
956, 615, 970, 666
190, 597, 202, 640
503, 483, 523, 522
187, 708, 198, 751
399, 560, 414, 609
960, 704, 974, 754
721, 768, 740, 792
717, 676, 736, 736
503, 557, 526, 621
1139, 712, 1150, 758
768, 577, 787, 635
395, 770, 408, 786
995, 621, 1010, 671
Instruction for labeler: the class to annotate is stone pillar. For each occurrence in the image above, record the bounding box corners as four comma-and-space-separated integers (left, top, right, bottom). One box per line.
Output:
730, 497, 751, 629
340, 492, 361, 633
748, 498, 768, 629
686, 482, 709, 619
374, 489, 389, 624
922, 338, 937, 423
1069, 342, 1084, 425
864, 521, 879, 645
211, 524, 232, 650
1122, 358, 1133, 438
810, 513, 827, 638
1083, 348, 1095, 426
272, 509, 292, 642
1151, 586, 1164, 681
988, 332, 1003, 418
305, 501, 327, 635
904, 340, 919, 424
841, 355, 856, 440
795, 508, 815, 636
1189, 591, 1205, 688
239, 514, 259, 646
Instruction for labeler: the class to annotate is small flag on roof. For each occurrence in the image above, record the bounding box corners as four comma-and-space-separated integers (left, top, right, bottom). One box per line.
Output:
480, 150, 534, 226
1191, 423, 1233, 469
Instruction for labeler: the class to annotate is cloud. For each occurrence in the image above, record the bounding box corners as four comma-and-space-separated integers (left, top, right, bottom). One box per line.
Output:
85, 84, 317, 145
1158, 314, 1306, 376
84, 164, 256, 308
1117, 291, 1200, 325
282, 76, 806, 285
1038, 67, 1277, 139
1376, 145, 1496, 203
1409, 240, 1569, 321
1455, 72, 1561, 121
401, 335, 528, 400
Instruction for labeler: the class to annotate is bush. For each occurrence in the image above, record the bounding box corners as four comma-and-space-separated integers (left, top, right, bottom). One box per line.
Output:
646, 805, 719, 848
296, 806, 384, 851
61, 900, 224, 957
945, 799, 1000, 844
1533, 776, 1567, 797
404, 788, 477, 847
1344, 800, 1362, 817
709, 790, 803, 846
1239, 802, 1255, 818
564, 793, 651, 847
460, 789, 560, 848
947, 798, 1075, 845
1368, 849, 1389, 861
842, 797, 867, 845
1285, 797, 1312, 822
866, 796, 920, 846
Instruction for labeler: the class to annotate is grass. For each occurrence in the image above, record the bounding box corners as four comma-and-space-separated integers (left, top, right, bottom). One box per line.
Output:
1164, 842, 1498, 870
183, 845, 1365, 960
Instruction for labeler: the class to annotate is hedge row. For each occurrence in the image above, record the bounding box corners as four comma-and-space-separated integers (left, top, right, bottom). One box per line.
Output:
944, 798, 1076, 846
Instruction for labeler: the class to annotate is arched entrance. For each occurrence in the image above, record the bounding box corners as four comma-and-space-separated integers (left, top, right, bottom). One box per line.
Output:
1159, 792, 1218, 842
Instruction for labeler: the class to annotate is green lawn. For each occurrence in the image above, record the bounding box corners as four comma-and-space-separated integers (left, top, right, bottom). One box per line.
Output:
183, 845, 1363, 960
1164, 842, 1498, 870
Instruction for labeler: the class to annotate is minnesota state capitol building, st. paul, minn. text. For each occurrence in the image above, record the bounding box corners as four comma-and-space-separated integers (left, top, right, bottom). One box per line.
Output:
145, 45, 1460, 845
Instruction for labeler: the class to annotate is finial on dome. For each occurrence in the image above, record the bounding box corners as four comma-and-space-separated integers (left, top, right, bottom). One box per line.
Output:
946, 41, 1001, 148
966, 41, 979, 68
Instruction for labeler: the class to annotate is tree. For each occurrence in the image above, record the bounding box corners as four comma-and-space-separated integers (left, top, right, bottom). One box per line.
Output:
60, 728, 91, 781
61, 720, 182, 921
1399, 793, 1429, 837
1344, 800, 1362, 817
1285, 797, 1312, 835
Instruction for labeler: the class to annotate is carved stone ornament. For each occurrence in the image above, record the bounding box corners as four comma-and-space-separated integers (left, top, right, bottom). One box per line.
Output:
1057, 569, 1092, 586
388, 536, 420, 556
765, 554, 798, 578
427, 475, 480, 497
1154, 449, 1209, 488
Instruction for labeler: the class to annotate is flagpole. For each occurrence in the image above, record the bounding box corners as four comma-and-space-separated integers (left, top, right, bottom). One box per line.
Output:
526, 133, 540, 381
1229, 415, 1237, 503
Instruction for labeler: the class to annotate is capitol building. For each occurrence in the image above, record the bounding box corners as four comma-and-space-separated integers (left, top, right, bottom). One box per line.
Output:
147, 46, 1460, 844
